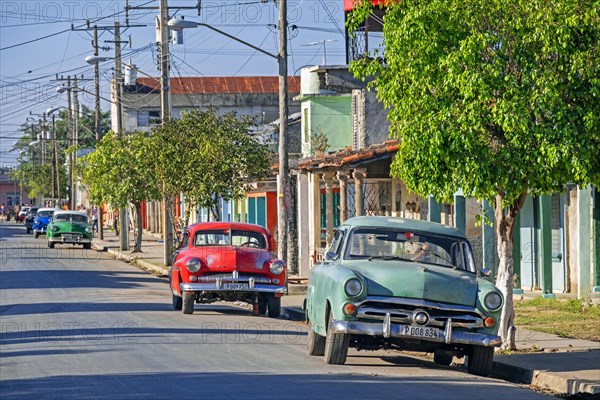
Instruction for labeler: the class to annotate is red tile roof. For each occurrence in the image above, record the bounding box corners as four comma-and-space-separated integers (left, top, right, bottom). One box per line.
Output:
297, 140, 399, 171
135, 76, 300, 95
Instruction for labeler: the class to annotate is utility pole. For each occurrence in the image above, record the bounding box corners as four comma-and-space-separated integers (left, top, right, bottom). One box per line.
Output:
93, 25, 105, 239
159, 0, 174, 266
113, 21, 130, 251
277, 0, 289, 262
72, 77, 80, 210
66, 76, 73, 209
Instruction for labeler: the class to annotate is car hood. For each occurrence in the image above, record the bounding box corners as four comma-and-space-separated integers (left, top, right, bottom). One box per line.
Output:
53, 222, 89, 232
344, 260, 478, 307
187, 246, 274, 272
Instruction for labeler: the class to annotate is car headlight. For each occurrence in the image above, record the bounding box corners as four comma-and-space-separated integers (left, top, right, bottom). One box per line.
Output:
484, 292, 503, 311
186, 258, 201, 273
85, 226, 92, 233
270, 260, 285, 275
50, 225, 59, 232
344, 278, 362, 297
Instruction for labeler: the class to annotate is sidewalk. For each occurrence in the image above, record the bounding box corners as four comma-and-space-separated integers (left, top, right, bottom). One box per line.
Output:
92, 227, 600, 397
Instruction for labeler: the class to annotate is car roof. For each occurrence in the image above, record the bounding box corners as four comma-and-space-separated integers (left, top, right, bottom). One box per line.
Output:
37, 207, 59, 213
53, 210, 88, 217
341, 216, 467, 239
187, 221, 271, 235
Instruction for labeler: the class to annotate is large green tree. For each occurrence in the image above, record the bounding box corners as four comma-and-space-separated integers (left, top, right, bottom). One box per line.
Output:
150, 108, 271, 224
349, 0, 600, 348
79, 131, 160, 252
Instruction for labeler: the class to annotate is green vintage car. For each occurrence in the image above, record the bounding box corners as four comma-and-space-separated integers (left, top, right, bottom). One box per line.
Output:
46, 210, 93, 249
305, 216, 504, 376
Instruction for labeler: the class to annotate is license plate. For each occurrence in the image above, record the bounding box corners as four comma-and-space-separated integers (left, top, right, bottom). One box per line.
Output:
223, 283, 249, 290
399, 325, 439, 339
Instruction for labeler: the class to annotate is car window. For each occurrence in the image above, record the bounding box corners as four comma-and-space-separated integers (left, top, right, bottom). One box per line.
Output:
54, 214, 70, 222
194, 230, 230, 246
37, 211, 53, 218
346, 228, 474, 271
326, 229, 345, 256
231, 230, 267, 249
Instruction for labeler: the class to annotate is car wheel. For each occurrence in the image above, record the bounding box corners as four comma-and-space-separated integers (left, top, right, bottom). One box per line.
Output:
267, 295, 281, 318
48, 242, 55, 249
258, 295, 267, 315
172, 293, 182, 310
307, 320, 326, 356
34, 232, 39, 239
466, 346, 494, 376
83, 243, 91, 250
433, 353, 453, 366
324, 311, 349, 364
182, 291, 195, 314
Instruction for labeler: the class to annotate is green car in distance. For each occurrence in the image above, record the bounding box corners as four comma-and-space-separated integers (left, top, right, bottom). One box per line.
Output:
46, 210, 93, 249
305, 216, 504, 377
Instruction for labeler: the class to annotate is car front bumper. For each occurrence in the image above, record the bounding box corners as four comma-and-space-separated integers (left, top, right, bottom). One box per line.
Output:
181, 282, 287, 294
331, 315, 502, 347
48, 236, 92, 244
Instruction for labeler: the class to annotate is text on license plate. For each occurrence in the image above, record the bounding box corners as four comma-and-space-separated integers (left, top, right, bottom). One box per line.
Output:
224, 283, 249, 290
400, 325, 438, 338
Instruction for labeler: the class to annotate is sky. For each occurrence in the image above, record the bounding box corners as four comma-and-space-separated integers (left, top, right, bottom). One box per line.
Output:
0, 0, 348, 167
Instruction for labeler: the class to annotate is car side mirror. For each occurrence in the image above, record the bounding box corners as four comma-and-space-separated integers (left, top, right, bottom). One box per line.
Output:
480, 268, 492, 278
324, 251, 339, 262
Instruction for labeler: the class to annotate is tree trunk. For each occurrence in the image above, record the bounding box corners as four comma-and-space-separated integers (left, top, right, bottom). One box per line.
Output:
132, 201, 143, 253
494, 191, 527, 350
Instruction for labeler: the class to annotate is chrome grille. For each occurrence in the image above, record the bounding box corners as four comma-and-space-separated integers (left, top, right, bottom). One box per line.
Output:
356, 297, 484, 329
197, 273, 271, 284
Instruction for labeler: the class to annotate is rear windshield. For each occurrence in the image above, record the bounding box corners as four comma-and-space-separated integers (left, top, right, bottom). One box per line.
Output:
194, 229, 267, 249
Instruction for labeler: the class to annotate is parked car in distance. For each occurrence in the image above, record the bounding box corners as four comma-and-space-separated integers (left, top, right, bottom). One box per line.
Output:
24, 207, 39, 234
305, 216, 504, 377
32, 207, 57, 238
170, 222, 287, 317
17, 206, 30, 223
46, 210, 93, 249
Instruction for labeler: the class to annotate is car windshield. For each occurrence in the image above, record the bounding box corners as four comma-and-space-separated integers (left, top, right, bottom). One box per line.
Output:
346, 227, 475, 272
54, 214, 87, 223
37, 211, 54, 218
193, 229, 267, 249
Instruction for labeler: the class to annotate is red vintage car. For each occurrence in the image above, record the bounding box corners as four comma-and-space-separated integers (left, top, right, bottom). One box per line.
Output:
169, 222, 287, 317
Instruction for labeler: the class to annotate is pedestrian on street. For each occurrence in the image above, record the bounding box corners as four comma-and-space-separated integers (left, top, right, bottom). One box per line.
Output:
91, 207, 98, 235
0, 203, 5, 222
113, 209, 119, 236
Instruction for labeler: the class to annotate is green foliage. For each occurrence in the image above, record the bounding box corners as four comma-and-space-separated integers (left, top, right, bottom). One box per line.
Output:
311, 128, 330, 155
349, 0, 600, 206
79, 131, 160, 208
149, 108, 271, 218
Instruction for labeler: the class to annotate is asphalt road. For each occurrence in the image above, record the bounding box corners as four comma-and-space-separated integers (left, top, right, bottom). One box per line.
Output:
0, 222, 556, 400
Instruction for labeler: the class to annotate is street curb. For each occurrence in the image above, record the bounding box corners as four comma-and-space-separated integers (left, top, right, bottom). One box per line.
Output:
93, 242, 169, 278
492, 358, 600, 396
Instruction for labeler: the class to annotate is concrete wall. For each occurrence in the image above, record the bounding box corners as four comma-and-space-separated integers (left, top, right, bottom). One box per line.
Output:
301, 96, 352, 156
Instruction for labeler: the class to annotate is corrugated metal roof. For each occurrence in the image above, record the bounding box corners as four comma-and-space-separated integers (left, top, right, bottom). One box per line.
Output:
134, 76, 300, 95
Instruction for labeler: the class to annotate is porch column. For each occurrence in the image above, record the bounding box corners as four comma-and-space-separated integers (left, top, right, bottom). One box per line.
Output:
391, 179, 400, 217
353, 169, 366, 217
539, 194, 555, 298
337, 171, 349, 223
310, 172, 322, 265
512, 213, 524, 294
297, 172, 310, 277
482, 199, 496, 276
428, 196, 441, 223
323, 171, 335, 246
577, 186, 592, 300
453, 190, 466, 232
593, 188, 600, 293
